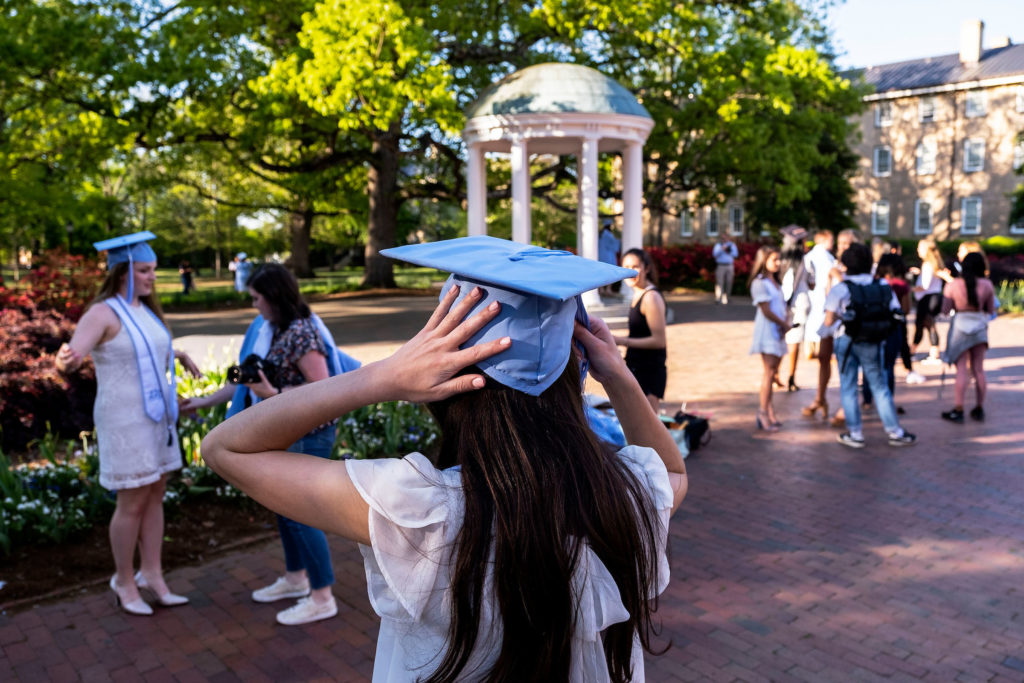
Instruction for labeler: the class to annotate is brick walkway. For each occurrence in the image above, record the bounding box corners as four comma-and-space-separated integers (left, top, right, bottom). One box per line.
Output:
3, 294, 1024, 681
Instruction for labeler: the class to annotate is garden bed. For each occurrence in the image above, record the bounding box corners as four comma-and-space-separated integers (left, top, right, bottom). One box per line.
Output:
0, 497, 276, 610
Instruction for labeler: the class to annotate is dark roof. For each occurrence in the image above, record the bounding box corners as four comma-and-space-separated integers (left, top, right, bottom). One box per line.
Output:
851, 43, 1024, 94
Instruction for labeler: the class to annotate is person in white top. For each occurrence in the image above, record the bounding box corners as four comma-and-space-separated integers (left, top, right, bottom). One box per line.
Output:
910, 238, 947, 364
748, 246, 792, 432
201, 238, 688, 682
800, 230, 835, 419
712, 233, 739, 304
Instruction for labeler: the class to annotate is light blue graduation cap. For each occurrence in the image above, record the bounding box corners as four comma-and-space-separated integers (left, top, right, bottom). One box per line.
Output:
381, 236, 636, 396
93, 231, 158, 301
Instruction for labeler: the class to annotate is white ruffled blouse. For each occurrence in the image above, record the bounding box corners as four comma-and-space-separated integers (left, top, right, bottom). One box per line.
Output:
345, 446, 673, 682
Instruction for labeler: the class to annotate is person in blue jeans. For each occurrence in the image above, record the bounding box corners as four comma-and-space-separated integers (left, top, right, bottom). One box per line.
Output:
183, 263, 358, 625
824, 244, 916, 449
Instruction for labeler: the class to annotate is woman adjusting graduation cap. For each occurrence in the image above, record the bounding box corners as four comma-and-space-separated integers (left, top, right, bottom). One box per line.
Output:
57, 231, 200, 616
201, 236, 688, 681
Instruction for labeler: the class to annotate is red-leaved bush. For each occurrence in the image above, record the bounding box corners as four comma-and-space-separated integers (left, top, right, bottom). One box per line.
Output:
647, 242, 761, 292
1, 251, 102, 453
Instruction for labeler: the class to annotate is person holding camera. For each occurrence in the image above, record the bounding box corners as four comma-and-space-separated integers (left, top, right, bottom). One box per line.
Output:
182, 263, 356, 625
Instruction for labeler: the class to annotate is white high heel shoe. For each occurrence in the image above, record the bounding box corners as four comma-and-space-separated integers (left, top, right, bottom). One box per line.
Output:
110, 575, 153, 616
135, 571, 190, 607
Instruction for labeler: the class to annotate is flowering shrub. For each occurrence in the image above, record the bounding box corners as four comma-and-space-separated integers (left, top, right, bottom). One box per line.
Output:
1, 250, 104, 452
647, 242, 761, 292
335, 401, 440, 459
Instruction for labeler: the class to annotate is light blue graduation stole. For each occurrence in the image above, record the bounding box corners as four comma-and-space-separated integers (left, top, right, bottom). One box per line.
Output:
105, 296, 178, 442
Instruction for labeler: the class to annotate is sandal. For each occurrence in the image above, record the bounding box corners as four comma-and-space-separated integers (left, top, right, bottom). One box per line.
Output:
801, 400, 828, 419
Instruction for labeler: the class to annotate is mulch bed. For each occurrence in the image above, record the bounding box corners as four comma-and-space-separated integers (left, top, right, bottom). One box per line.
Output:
0, 498, 276, 612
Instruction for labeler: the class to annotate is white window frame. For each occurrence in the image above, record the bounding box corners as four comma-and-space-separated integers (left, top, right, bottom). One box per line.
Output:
961, 197, 982, 235
963, 139, 985, 172
916, 140, 936, 175
1013, 140, 1024, 172
705, 207, 719, 237
873, 146, 892, 177
913, 199, 933, 235
874, 101, 893, 127
680, 209, 694, 237
919, 96, 936, 123
728, 204, 743, 236
965, 91, 986, 118
1016, 86, 1024, 113
1011, 220, 1024, 235
871, 200, 890, 235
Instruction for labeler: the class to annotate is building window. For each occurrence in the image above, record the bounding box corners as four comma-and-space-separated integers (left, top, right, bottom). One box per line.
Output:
871, 201, 890, 235
680, 209, 694, 236
914, 200, 933, 235
919, 96, 936, 122
965, 91, 986, 117
729, 205, 743, 236
961, 197, 982, 234
1014, 140, 1024, 172
963, 139, 985, 172
873, 146, 892, 177
1011, 219, 1024, 235
1017, 86, 1024, 113
705, 207, 719, 236
874, 101, 893, 127
916, 140, 937, 175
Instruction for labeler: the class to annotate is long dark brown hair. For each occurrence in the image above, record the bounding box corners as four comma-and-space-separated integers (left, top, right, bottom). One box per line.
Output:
247, 263, 311, 329
425, 359, 664, 682
747, 245, 780, 288
961, 252, 987, 309
624, 247, 658, 286
91, 262, 168, 327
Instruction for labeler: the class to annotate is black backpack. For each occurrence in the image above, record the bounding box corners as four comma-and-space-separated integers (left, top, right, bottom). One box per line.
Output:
844, 281, 898, 344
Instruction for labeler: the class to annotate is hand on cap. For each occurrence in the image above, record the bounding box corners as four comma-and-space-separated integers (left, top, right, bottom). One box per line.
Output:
573, 317, 629, 386
382, 285, 509, 403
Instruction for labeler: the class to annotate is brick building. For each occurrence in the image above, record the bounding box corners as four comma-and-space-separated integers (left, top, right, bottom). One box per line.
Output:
852, 20, 1024, 240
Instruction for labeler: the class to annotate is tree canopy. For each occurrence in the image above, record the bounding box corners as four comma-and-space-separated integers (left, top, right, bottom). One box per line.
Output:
2, 0, 865, 282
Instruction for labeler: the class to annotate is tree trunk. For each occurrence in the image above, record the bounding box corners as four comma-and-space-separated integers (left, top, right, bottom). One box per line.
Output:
362, 125, 400, 289
288, 204, 315, 278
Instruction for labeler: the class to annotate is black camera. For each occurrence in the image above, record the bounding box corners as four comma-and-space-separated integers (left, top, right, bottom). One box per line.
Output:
227, 354, 277, 386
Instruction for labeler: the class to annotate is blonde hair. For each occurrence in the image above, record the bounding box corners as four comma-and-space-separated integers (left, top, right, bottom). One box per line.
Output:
918, 237, 944, 272
959, 240, 990, 276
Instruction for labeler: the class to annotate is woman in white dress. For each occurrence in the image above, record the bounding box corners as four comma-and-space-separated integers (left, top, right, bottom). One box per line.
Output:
201, 237, 688, 681
57, 232, 199, 616
748, 246, 791, 432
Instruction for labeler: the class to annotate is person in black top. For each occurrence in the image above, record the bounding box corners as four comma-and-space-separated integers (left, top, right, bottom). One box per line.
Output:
614, 248, 668, 413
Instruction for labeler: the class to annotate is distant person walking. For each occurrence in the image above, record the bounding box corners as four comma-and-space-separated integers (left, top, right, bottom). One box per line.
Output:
178, 260, 194, 295
939, 252, 995, 423
712, 233, 739, 304
598, 219, 622, 297
234, 252, 253, 293
748, 245, 790, 432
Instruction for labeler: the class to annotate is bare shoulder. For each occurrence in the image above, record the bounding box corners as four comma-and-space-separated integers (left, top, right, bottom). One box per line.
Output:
79, 300, 122, 342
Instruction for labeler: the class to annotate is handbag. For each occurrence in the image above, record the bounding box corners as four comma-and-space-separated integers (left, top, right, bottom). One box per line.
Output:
673, 411, 711, 454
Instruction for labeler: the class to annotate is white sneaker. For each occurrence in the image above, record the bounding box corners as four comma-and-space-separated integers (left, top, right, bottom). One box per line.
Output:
252, 576, 310, 603
905, 371, 926, 385
276, 596, 337, 626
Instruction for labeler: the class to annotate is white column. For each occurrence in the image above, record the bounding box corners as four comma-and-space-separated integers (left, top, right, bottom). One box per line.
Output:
466, 143, 486, 236
579, 135, 601, 308
510, 137, 531, 244
579, 136, 599, 261
622, 141, 643, 252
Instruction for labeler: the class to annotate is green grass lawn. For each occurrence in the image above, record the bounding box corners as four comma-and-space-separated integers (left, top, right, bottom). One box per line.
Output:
156, 265, 442, 309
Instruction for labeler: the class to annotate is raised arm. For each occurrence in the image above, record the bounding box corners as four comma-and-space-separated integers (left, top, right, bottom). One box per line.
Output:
574, 318, 687, 513
56, 303, 118, 372
200, 285, 508, 545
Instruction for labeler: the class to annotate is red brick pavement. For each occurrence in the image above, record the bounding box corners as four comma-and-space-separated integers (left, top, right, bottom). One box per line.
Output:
3, 294, 1024, 681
